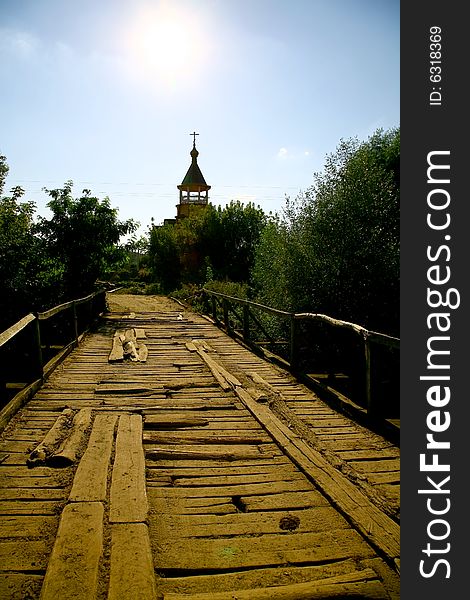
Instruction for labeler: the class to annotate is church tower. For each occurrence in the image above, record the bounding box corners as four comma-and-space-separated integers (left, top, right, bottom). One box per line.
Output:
176, 132, 211, 221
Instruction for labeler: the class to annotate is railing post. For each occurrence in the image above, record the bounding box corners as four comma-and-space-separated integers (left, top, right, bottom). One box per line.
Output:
211, 296, 217, 322
223, 298, 230, 331
71, 301, 79, 344
290, 315, 298, 370
364, 335, 374, 418
32, 315, 44, 381
243, 305, 250, 342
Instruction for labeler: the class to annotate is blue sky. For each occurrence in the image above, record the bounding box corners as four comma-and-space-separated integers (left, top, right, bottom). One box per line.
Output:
1, 0, 399, 235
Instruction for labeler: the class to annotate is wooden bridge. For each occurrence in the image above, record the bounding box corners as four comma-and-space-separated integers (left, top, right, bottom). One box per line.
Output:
0, 293, 399, 599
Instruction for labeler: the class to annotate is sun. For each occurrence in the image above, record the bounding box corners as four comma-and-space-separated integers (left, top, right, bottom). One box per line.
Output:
128, 6, 207, 88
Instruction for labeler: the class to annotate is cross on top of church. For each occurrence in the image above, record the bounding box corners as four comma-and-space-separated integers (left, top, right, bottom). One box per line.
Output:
190, 131, 199, 146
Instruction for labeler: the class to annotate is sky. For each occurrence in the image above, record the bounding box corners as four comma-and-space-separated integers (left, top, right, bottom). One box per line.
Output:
0, 0, 399, 236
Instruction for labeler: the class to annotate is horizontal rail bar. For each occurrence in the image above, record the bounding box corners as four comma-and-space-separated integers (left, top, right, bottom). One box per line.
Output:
294, 313, 399, 347
203, 289, 399, 348
0, 313, 36, 348
38, 290, 101, 320
203, 289, 293, 318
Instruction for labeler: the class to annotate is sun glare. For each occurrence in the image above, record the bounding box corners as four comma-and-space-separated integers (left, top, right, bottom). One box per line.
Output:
128, 6, 207, 88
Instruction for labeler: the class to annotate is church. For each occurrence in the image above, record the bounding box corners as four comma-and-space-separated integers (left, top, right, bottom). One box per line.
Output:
163, 132, 211, 225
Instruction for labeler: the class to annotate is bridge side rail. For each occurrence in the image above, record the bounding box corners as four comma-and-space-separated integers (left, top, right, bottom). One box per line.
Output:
0, 290, 106, 430
202, 288, 399, 425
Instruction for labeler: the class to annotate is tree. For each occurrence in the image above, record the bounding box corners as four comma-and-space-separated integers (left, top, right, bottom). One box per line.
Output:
148, 201, 268, 292
148, 223, 181, 292
37, 182, 138, 299
252, 128, 400, 335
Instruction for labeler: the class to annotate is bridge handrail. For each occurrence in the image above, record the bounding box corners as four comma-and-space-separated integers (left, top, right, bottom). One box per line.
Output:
0, 290, 106, 423
203, 289, 399, 345
0, 313, 36, 349
203, 288, 399, 428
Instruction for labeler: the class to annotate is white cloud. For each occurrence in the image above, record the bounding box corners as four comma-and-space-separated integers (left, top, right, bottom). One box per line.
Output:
277, 147, 288, 158
0, 28, 40, 58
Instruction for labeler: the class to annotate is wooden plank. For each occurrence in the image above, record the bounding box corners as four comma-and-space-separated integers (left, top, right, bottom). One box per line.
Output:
110, 414, 148, 523
0, 573, 43, 600
154, 506, 349, 538
146, 446, 270, 462
0, 515, 58, 538
144, 416, 209, 429
233, 386, 400, 561
162, 569, 387, 600
237, 490, 330, 511
39, 502, 103, 600
149, 479, 313, 497
108, 523, 157, 600
155, 559, 375, 597
168, 471, 306, 487
69, 413, 117, 501
48, 408, 93, 467
0, 539, 50, 571
108, 331, 124, 362
0, 501, 64, 515
27, 408, 75, 466
155, 529, 375, 571
0, 487, 67, 501
143, 432, 269, 445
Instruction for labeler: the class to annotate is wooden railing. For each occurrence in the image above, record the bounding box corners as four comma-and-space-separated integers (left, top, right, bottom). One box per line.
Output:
203, 288, 400, 431
0, 290, 106, 430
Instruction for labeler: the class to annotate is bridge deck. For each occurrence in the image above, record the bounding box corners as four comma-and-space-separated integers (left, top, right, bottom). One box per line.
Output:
0, 294, 399, 599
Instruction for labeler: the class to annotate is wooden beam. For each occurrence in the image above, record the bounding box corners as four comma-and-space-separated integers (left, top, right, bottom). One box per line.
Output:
39, 502, 103, 600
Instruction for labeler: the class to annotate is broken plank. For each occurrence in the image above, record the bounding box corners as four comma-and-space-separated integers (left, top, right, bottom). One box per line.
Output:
47, 408, 93, 467
27, 408, 75, 467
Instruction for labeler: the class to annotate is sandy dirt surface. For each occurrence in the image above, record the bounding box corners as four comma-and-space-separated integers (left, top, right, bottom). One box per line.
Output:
105, 293, 184, 314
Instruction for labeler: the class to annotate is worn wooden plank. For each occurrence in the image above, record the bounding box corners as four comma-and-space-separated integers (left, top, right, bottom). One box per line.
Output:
162, 569, 387, 600
143, 432, 269, 445
146, 446, 271, 462
27, 408, 75, 466
0, 515, 58, 538
110, 414, 148, 523
69, 413, 117, 502
233, 386, 400, 561
144, 416, 209, 429
39, 502, 103, 600
154, 506, 349, 538
155, 529, 375, 571
108, 523, 157, 600
108, 331, 124, 362
0, 487, 67, 501
155, 559, 374, 597
0, 539, 50, 571
150, 479, 313, 497
0, 500, 64, 515
47, 408, 93, 467
0, 573, 43, 600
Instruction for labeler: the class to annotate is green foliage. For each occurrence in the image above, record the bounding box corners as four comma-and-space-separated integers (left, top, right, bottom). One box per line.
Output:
199, 201, 268, 282
148, 222, 181, 292
252, 128, 400, 335
204, 279, 250, 299
148, 201, 268, 292
0, 154, 8, 194
0, 162, 139, 328
37, 182, 138, 299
